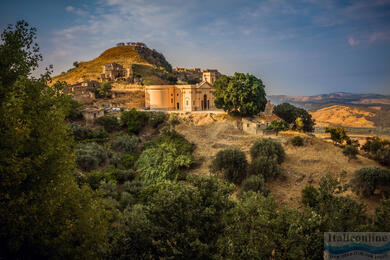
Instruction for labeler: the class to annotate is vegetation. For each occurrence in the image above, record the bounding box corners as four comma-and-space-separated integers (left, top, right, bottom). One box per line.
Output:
239, 175, 269, 197
250, 138, 285, 164
362, 137, 390, 166
149, 112, 166, 128
66, 99, 83, 121
95, 115, 120, 132
111, 134, 139, 154
213, 73, 267, 116
351, 167, 390, 197
70, 123, 108, 142
0, 21, 108, 258
325, 126, 350, 145
267, 119, 289, 135
248, 156, 282, 181
76, 142, 108, 171
343, 144, 359, 161
96, 81, 112, 98
136, 130, 194, 184
120, 108, 149, 134
273, 103, 315, 132
210, 148, 248, 184
291, 136, 304, 146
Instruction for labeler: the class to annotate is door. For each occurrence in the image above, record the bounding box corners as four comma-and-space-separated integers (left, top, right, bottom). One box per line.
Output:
203, 94, 207, 110
177, 102, 180, 110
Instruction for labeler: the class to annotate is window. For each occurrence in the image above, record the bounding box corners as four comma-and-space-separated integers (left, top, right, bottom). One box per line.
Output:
186, 100, 189, 106
171, 98, 173, 103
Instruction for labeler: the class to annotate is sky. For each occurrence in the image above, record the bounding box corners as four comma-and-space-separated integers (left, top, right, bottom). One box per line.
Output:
1, 0, 390, 96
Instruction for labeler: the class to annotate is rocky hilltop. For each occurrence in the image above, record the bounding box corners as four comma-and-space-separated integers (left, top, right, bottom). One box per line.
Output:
52, 44, 174, 85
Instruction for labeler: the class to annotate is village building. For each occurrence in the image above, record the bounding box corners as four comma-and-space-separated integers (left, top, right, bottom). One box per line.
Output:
145, 70, 220, 112
63, 80, 100, 102
81, 106, 104, 124
100, 63, 132, 82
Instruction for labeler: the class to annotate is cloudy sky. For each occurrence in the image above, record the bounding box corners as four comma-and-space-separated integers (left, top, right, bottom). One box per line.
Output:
1, 0, 390, 95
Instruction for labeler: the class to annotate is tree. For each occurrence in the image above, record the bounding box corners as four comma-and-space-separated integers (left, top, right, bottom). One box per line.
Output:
0, 21, 108, 258
213, 73, 267, 116
120, 108, 149, 134
350, 167, 390, 197
250, 138, 285, 164
247, 156, 282, 181
267, 119, 289, 135
95, 115, 120, 132
96, 81, 112, 98
73, 61, 79, 68
210, 148, 248, 184
325, 126, 349, 145
343, 145, 358, 161
273, 103, 315, 132
239, 175, 269, 197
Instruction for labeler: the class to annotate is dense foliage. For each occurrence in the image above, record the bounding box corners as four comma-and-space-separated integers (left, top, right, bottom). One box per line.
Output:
362, 137, 390, 166
267, 119, 289, 135
95, 81, 112, 98
250, 138, 285, 164
325, 126, 350, 145
273, 103, 315, 132
343, 144, 359, 160
0, 21, 108, 258
136, 130, 194, 184
210, 148, 248, 184
71, 123, 108, 141
213, 73, 267, 116
291, 135, 304, 146
120, 108, 149, 134
95, 115, 120, 132
239, 175, 269, 197
351, 167, 390, 197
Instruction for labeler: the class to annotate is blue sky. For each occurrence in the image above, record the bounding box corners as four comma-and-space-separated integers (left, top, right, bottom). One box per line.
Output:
1, 0, 390, 95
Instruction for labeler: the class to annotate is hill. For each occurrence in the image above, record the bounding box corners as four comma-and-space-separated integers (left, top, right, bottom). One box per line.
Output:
52, 45, 173, 85
310, 105, 376, 128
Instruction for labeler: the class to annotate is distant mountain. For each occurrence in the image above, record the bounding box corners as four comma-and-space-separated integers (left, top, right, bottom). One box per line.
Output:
52, 44, 173, 85
269, 92, 390, 128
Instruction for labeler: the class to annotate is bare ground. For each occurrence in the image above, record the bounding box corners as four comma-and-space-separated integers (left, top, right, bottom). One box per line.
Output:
175, 113, 382, 214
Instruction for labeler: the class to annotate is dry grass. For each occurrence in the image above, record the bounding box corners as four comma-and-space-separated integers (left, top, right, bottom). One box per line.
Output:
52, 46, 169, 85
175, 113, 382, 214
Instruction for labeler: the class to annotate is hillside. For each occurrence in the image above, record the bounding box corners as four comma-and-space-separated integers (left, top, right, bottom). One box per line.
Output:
310, 105, 376, 128
173, 113, 382, 214
52, 45, 173, 85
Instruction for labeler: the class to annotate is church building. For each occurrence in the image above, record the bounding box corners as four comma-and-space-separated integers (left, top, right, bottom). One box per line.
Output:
145, 70, 220, 112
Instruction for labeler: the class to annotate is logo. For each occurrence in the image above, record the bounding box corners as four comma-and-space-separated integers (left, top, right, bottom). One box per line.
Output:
324, 232, 390, 259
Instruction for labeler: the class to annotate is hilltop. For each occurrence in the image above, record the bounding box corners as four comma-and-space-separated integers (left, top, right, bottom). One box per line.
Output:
52, 45, 174, 85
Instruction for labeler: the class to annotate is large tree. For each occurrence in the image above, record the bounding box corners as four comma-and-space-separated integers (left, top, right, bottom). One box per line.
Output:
0, 21, 108, 259
213, 73, 267, 116
273, 103, 315, 132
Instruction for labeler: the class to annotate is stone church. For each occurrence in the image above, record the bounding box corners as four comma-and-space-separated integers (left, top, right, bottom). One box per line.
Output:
145, 70, 220, 112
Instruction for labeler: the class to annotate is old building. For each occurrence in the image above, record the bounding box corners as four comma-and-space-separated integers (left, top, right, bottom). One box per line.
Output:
100, 63, 132, 82
63, 80, 100, 103
81, 107, 104, 123
202, 69, 220, 85
145, 70, 220, 112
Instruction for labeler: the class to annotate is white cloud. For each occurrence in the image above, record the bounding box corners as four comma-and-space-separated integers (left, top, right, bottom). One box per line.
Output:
369, 31, 390, 43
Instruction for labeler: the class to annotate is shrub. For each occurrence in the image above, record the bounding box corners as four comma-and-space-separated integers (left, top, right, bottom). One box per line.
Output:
250, 138, 285, 164
343, 145, 358, 160
239, 175, 269, 197
121, 153, 137, 169
273, 103, 315, 132
95, 116, 120, 132
111, 134, 139, 154
325, 126, 349, 145
85, 170, 115, 190
137, 131, 194, 184
247, 156, 281, 181
291, 136, 304, 146
76, 142, 108, 171
376, 148, 390, 166
66, 99, 83, 121
71, 123, 108, 141
301, 185, 319, 207
351, 167, 390, 197
210, 148, 248, 185
267, 120, 289, 135
120, 108, 149, 134
362, 137, 390, 166
149, 112, 166, 128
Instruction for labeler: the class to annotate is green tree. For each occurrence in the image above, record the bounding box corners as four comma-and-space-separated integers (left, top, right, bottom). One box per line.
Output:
0, 21, 108, 258
267, 119, 289, 135
350, 167, 390, 197
120, 108, 149, 134
95, 115, 120, 132
343, 144, 359, 161
250, 138, 285, 164
213, 73, 267, 116
325, 126, 350, 145
273, 103, 315, 132
210, 148, 248, 184
96, 81, 112, 98
73, 61, 79, 68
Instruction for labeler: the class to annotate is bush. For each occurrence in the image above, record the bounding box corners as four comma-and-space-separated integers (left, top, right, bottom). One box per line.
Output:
273, 103, 315, 132
301, 185, 319, 207
71, 123, 108, 141
66, 99, 83, 121
343, 145, 358, 160
120, 108, 149, 134
111, 134, 139, 154
137, 131, 194, 184
210, 148, 248, 185
95, 116, 120, 132
76, 142, 108, 171
362, 137, 390, 166
351, 167, 390, 197
291, 136, 304, 146
325, 126, 349, 145
85, 170, 115, 190
247, 156, 281, 181
267, 120, 289, 135
149, 112, 166, 128
250, 138, 285, 164
239, 175, 269, 197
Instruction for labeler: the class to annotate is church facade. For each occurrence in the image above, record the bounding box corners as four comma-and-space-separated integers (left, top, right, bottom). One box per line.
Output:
145, 70, 219, 112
